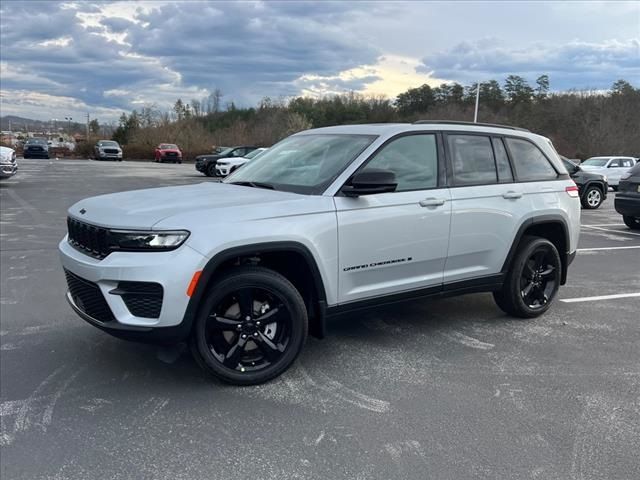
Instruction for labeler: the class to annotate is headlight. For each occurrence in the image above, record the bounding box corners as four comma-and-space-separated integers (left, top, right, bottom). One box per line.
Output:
107, 230, 190, 251
602, 175, 608, 182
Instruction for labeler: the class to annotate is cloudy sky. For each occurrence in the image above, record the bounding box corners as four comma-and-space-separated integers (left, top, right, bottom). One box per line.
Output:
1, 0, 638, 122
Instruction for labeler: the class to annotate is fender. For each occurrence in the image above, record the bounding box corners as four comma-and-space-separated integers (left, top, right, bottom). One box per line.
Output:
501, 214, 572, 285
180, 241, 328, 340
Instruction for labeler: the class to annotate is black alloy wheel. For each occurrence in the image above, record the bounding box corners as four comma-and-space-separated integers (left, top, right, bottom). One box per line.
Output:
493, 236, 561, 318
206, 163, 217, 177
192, 267, 307, 385
519, 247, 559, 310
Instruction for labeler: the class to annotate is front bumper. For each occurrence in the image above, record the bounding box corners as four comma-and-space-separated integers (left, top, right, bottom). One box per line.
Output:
0, 163, 17, 178
97, 153, 122, 160
59, 237, 206, 339
216, 165, 230, 176
614, 195, 640, 217
23, 150, 49, 158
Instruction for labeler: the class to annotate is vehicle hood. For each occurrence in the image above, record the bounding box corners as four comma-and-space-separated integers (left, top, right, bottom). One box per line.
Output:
0, 146, 15, 157
67, 182, 331, 229
218, 157, 248, 165
579, 165, 605, 171
196, 154, 222, 161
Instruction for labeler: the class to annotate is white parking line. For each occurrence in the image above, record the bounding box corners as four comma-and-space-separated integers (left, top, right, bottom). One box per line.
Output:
577, 246, 640, 252
561, 293, 640, 303
583, 224, 626, 227
581, 225, 640, 236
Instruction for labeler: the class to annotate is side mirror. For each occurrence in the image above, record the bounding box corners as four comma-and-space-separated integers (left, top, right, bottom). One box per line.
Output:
342, 168, 397, 197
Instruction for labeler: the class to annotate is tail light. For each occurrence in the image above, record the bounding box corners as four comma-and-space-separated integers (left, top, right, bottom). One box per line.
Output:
565, 185, 579, 198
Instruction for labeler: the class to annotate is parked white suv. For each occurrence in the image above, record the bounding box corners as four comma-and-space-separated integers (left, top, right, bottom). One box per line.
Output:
579, 156, 636, 190
59, 121, 580, 385
215, 147, 267, 176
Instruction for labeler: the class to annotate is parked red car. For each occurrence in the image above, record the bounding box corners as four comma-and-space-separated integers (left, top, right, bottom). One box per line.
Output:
154, 144, 182, 163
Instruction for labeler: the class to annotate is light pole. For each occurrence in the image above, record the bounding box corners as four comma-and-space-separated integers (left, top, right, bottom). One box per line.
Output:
65, 116, 73, 137
473, 81, 481, 123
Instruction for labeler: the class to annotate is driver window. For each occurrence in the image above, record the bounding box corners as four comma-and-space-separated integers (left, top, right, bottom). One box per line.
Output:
360, 134, 438, 192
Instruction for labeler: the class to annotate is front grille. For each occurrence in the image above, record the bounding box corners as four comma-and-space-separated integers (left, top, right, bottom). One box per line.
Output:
26, 146, 44, 152
164, 152, 177, 157
112, 281, 163, 318
67, 217, 110, 259
103, 148, 119, 154
65, 270, 115, 323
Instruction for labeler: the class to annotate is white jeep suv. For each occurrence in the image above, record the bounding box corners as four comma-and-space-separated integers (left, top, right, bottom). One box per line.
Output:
59, 121, 580, 385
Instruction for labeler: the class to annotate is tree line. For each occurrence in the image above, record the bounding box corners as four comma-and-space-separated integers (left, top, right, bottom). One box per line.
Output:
109, 76, 639, 160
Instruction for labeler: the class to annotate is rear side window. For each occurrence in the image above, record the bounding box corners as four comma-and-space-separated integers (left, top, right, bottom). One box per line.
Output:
362, 134, 438, 191
620, 158, 634, 167
492, 138, 513, 183
505, 138, 558, 182
448, 135, 497, 186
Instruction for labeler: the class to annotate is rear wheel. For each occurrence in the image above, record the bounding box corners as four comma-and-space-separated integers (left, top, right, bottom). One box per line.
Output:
493, 236, 561, 318
623, 216, 640, 230
581, 185, 603, 209
191, 267, 308, 385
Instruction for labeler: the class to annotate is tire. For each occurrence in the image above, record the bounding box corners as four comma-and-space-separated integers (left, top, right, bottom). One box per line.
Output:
493, 235, 561, 318
611, 185, 618, 192
623, 216, 640, 230
581, 185, 603, 209
206, 163, 217, 177
191, 266, 308, 385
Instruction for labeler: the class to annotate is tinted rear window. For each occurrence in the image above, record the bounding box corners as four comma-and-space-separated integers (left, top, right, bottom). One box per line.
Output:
505, 138, 558, 182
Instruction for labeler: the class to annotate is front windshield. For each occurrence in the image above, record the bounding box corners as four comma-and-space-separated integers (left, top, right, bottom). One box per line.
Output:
99, 141, 118, 147
218, 147, 234, 156
160, 144, 178, 150
224, 134, 377, 194
582, 158, 609, 167
244, 148, 264, 160
26, 138, 46, 144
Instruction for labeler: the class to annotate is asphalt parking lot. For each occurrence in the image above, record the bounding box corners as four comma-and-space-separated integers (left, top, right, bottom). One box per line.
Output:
1, 158, 639, 480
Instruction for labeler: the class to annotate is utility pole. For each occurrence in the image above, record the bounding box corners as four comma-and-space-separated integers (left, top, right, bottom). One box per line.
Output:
86, 113, 90, 141
473, 81, 480, 123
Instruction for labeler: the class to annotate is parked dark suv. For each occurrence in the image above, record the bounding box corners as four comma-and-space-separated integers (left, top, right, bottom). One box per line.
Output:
561, 158, 608, 209
615, 162, 640, 229
23, 138, 50, 159
195, 146, 257, 177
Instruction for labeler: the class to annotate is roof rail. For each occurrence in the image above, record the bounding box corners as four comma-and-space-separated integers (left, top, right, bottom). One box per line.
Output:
412, 120, 530, 132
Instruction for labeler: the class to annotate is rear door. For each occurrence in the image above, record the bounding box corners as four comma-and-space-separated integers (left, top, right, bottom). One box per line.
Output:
335, 133, 451, 303
443, 133, 528, 283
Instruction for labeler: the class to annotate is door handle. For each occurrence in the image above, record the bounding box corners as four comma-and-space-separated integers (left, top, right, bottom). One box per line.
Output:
502, 191, 523, 199
419, 198, 446, 207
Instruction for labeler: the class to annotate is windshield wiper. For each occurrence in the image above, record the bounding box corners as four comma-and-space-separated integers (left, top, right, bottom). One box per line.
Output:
228, 181, 275, 190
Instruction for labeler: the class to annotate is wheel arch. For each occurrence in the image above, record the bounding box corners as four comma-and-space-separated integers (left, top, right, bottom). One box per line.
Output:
182, 242, 328, 340
502, 215, 572, 285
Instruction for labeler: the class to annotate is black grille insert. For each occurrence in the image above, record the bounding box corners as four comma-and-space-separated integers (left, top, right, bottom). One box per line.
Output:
111, 282, 163, 318
65, 270, 115, 323
67, 217, 110, 259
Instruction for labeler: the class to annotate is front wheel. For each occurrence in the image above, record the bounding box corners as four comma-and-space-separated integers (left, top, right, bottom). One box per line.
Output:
191, 267, 308, 385
206, 163, 217, 177
623, 216, 640, 230
581, 185, 603, 209
493, 236, 561, 318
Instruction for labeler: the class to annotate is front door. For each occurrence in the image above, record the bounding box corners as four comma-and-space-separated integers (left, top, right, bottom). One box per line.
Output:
334, 133, 451, 304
